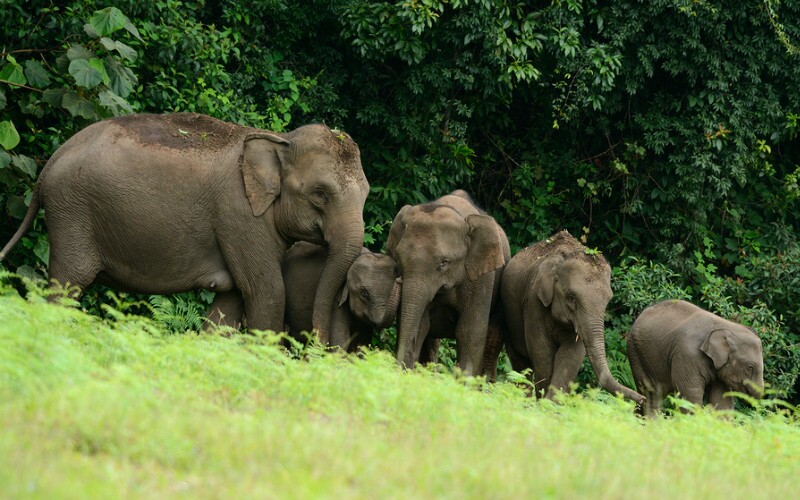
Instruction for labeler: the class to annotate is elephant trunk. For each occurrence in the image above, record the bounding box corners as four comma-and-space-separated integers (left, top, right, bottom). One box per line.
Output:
376, 278, 402, 330
312, 211, 365, 344
745, 373, 765, 399
582, 320, 646, 405
395, 276, 433, 368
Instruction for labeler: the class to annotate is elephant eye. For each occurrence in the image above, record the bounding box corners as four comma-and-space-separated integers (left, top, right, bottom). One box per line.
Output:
311, 187, 329, 206
746, 365, 754, 377
566, 293, 577, 308
360, 287, 370, 300
437, 259, 450, 271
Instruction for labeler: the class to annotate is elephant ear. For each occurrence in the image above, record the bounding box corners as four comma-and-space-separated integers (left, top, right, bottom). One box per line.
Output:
241, 133, 292, 217
465, 214, 504, 281
532, 255, 561, 307
701, 329, 731, 369
337, 285, 349, 307
386, 204, 413, 258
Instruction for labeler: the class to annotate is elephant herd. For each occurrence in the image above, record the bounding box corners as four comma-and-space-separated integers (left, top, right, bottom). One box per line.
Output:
0, 114, 765, 416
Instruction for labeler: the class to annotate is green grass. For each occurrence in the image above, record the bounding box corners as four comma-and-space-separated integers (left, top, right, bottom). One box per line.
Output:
1, 294, 799, 499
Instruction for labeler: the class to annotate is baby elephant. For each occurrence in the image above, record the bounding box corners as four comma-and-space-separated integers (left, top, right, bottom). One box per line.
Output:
627, 299, 764, 416
283, 242, 401, 351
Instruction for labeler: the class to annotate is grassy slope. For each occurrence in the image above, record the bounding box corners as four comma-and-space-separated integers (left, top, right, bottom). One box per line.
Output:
1, 295, 798, 499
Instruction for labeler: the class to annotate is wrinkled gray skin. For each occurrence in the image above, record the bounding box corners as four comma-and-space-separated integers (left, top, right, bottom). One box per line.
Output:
283, 242, 401, 351
282, 241, 441, 361
501, 230, 645, 404
0, 113, 369, 339
387, 190, 509, 377
627, 299, 764, 416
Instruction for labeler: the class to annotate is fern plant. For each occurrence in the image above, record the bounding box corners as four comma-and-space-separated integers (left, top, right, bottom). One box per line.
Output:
148, 293, 206, 333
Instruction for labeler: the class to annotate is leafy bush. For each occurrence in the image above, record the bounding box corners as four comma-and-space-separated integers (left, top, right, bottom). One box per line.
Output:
0, 5, 142, 276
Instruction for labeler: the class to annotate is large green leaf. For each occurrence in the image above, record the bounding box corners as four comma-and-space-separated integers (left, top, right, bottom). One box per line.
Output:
6, 195, 27, 219
99, 89, 133, 116
90, 58, 110, 85
105, 57, 136, 97
67, 44, 93, 62
62, 92, 97, 119
33, 238, 49, 266
23, 60, 51, 88
69, 59, 103, 89
0, 56, 26, 86
0, 150, 10, 169
83, 22, 100, 39
90, 7, 130, 37
100, 37, 137, 62
0, 121, 20, 150
43, 88, 66, 107
11, 155, 37, 178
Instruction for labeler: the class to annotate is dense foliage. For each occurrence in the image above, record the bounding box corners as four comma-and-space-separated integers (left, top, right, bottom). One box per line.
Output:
1, 1, 798, 398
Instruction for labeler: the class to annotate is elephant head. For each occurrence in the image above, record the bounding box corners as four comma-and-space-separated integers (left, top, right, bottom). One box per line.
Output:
532, 238, 642, 402
339, 250, 402, 330
387, 200, 505, 369
242, 124, 369, 340
701, 327, 765, 399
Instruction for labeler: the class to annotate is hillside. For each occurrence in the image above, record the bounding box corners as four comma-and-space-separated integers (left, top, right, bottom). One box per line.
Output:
1, 294, 798, 498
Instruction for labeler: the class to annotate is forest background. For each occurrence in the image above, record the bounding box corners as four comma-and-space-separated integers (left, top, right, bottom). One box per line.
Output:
1, 1, 799, 401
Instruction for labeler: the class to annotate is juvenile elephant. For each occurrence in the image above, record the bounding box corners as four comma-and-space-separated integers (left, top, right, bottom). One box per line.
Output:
0, 113, 370, 339
387, 190, 509, 377
627, 299, 764, 416
501, 230, 644, 404
282, 242, 401, 351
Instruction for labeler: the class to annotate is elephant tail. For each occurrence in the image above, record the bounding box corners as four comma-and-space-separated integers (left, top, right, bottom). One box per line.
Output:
0, 181, 41, 262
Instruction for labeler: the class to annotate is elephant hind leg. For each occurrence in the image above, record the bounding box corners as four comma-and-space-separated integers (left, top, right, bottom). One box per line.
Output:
205, 289, 244, 331
481, 322, 504, 381
46, 243, 102, 301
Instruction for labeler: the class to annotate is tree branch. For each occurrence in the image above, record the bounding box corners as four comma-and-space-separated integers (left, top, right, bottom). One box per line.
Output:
0, 79, 44, 93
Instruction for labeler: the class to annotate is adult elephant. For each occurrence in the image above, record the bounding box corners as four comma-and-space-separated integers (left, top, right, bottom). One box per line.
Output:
501, 230, 645, 405
387, 190, 509, 376
0, 113, 369, 340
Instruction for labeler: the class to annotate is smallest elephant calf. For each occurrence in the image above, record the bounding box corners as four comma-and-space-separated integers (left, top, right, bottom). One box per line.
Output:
283, 242, 401, 351
627, 299, 764, 416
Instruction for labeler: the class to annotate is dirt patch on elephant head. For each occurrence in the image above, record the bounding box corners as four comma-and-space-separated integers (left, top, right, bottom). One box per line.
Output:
111, 113, 241, 151
328, 129, 363, 187
528, 230, 610, 278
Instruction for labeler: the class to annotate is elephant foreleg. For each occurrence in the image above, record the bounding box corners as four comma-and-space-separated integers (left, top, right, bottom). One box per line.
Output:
674, 376, 705, 414
525, 324, 556, 398
454, 306, 492, 377
205, 289, 244, 331
708, 381, 734, 411
546, 340, 587, 399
